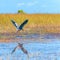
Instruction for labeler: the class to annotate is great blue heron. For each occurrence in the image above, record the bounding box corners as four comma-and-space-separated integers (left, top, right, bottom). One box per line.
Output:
11, 19, 28, 32
11, 43, 29, 56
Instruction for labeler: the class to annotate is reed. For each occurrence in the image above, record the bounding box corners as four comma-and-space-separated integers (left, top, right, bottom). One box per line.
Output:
0, 14, 60, 34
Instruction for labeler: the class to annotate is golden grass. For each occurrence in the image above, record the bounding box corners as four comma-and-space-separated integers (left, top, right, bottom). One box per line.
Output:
0, 14, 60, 34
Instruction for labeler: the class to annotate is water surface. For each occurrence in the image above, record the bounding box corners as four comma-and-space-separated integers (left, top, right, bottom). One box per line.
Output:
0, 34, 60, 60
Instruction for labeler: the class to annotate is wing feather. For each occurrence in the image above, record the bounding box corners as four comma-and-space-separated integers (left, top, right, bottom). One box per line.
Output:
11, 20, 18, 28
19, 19, 28, 29
11, 46, 17, 54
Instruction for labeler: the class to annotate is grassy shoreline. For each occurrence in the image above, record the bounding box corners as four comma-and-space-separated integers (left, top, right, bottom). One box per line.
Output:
0, 14, 60, 33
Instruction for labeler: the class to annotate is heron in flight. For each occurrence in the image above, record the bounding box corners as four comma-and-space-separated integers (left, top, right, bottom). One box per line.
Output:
11, 43, 28, 56
11, 19, 28, 32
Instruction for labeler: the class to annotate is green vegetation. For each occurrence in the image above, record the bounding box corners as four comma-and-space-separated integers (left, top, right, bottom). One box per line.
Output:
18, 10, 26, 14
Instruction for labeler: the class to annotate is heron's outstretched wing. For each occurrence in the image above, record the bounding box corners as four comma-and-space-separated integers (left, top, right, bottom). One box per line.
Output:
19, 19, 28, 29
11, 20, 18, 28
11, 46, 17, 54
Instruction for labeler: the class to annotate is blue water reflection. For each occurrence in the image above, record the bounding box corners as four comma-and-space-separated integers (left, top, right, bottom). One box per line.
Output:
0, 34, 60, 60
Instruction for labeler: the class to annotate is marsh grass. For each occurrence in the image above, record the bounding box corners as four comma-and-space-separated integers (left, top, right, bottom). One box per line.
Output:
0, 14, 60, 34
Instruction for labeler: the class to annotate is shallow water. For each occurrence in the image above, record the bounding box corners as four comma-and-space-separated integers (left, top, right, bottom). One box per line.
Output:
0, 34, 60, 60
